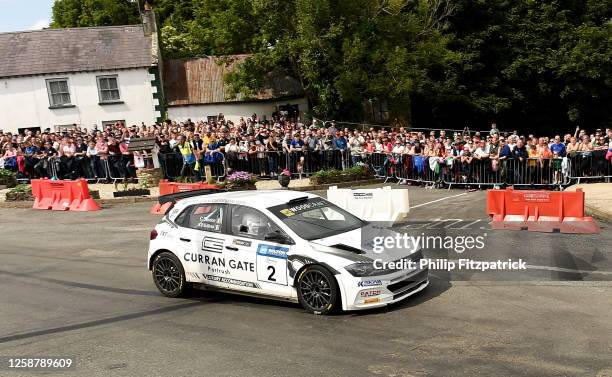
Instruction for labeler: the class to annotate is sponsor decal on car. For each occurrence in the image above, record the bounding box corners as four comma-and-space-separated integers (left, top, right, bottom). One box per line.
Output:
202, 236, 224, 253
257, 244, 289, 259
364, 297, 381, 304
280, 209, 295, 217
205, 274, 261, 289
357, 279, 383, 287
233, 239, 252, 247
269, 199, 328, 218
359, 289, 382, 298
183, 254, 255, 273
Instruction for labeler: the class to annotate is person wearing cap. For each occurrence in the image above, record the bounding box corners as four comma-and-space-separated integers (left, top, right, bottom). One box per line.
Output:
327, 122, 338, 138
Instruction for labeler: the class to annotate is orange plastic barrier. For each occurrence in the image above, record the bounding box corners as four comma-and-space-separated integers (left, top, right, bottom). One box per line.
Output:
150, 180, 221, 215
486, 188, 599, 234
31, 179, 101, 211
158, 180, 220, 196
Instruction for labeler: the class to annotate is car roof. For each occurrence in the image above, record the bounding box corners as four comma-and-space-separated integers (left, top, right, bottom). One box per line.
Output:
176, 190, 319, 210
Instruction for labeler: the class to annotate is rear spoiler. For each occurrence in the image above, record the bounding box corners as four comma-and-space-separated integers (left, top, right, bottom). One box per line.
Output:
152, 188, 224, 215
158, 188, 224, 205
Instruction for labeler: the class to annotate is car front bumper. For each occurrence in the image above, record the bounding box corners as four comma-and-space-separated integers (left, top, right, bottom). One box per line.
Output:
341, 268, 429, 311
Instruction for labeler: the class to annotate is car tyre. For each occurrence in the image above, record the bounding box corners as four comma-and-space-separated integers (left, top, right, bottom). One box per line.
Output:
152, 252, 187, 298
297, 265, 339, 315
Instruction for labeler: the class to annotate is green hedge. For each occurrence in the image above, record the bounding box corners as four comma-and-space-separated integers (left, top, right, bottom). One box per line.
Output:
5, 184, 33, 201
309, 166, 372, 185
0, 169, 17, 188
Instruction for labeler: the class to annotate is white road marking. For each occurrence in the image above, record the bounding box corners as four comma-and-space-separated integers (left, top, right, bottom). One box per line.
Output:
409, 192, 469, 209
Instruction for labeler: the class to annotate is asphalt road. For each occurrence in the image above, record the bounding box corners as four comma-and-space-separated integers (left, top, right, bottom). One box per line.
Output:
0, 186, 611, 377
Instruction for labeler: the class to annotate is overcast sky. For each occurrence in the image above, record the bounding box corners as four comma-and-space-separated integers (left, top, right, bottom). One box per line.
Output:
0, 0, 55, 33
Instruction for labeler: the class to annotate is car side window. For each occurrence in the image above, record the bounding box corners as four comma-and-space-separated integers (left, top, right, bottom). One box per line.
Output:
176, 204, 224, 233
230, 206, 280, 240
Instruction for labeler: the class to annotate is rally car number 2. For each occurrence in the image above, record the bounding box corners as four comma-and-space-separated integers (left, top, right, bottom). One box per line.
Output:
256, 244, 289, 285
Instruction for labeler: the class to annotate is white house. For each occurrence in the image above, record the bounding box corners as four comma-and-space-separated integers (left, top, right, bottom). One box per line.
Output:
0, 8, 163, 134
164, 55, 308, 124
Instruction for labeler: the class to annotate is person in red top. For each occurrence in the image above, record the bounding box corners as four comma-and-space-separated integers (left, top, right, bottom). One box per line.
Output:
107, 137, 121, 178
119, 138, 134, 180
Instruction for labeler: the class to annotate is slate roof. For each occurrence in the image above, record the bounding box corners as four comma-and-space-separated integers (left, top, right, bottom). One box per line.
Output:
0, 25, 154, 78
164, 55, 305, 106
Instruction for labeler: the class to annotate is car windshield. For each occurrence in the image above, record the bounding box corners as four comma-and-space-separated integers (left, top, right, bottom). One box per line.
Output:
267, 198, 365, 240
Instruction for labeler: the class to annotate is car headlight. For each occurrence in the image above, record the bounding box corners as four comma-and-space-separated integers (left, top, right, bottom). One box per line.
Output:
345, 262, 394, 277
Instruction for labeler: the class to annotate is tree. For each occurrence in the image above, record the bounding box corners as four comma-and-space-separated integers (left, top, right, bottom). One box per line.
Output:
224, 0, 458, 122
49, 0, 612, 131
415, 0, 612, 132
51, 0, 141, 28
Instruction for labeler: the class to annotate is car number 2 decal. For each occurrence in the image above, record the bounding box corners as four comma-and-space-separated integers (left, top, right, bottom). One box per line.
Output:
256, 244, 289, 285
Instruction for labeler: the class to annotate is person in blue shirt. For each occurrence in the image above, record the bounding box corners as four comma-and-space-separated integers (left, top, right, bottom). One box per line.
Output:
333, 132, 348, 150
23, 140, 39, 178
550, 135, 566, 157
333, 131, 348, 169
289, 135, 305, 151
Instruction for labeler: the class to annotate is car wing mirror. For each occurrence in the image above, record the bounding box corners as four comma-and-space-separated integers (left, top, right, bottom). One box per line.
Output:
264, 230, 292, 245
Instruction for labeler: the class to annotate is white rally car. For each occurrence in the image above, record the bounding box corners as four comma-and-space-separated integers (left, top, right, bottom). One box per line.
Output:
148, 190, 428, 314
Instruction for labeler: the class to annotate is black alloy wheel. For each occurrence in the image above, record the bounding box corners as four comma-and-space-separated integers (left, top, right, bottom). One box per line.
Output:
152, 252, 186, 298
297, 265, 339, 315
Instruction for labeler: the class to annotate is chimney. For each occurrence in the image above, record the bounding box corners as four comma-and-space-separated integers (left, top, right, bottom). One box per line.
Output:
142, 1, 160, 66
142, 1, 157, 36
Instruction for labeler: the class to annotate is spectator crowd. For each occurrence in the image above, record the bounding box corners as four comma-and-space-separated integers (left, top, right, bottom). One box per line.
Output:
0, 113, 610, 188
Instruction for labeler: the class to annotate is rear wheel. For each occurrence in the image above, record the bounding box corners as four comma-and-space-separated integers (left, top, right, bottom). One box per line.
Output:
297, 265, 339, 315
152, 252, 187, 298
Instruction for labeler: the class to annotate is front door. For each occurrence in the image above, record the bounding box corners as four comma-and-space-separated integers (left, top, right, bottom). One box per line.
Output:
224, 205, 294, 298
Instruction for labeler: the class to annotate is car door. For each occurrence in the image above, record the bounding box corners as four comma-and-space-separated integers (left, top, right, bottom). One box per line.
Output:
174, 203, 231, 289
224, 204, 295, 298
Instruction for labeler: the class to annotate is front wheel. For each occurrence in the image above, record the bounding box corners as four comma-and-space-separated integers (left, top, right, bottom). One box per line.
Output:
297, 265, 339, 315
152, 252, 187, 298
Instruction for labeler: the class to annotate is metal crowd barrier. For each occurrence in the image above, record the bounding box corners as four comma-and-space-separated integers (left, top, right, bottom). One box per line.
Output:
284, 150, 351, 176
566, 150, 611, 183
363, 152, 610, 189
222, 150, 352, 177
160, 151, 226, 181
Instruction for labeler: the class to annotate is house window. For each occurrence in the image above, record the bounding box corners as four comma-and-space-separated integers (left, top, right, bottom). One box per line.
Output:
46, 79, 72, 107
97, 75, 121, 103
101, 120, 125, 128
54, 124, 77, 132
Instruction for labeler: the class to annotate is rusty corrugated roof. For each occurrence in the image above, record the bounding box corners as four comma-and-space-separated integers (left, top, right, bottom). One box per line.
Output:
163, 55, 304, 106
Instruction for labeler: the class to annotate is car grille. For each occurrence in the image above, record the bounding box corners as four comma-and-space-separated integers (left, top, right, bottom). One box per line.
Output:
388, 269, 428, 299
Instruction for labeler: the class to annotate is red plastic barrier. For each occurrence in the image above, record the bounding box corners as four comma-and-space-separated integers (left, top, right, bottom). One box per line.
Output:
150, 180, 221, 215
158, 180, 220, 196
32, 179, 101, 211
486, 188, 599, 234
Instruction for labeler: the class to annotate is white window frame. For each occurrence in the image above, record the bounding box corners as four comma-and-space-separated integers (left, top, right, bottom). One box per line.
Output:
46, 78, 72, 107
101, 120, 126, 128
54, 124, 77, 132
96, 75, 122, 103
